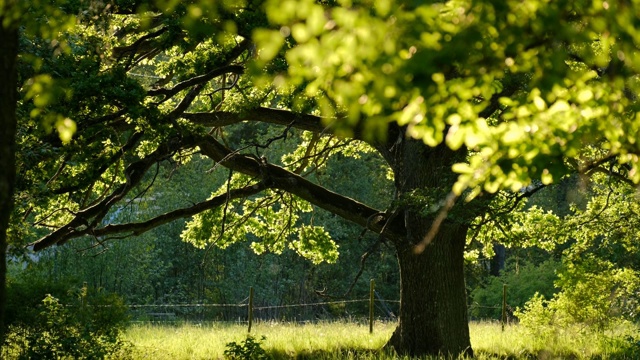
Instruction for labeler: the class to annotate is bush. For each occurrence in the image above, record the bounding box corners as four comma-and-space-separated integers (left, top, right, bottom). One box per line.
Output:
2, 285, 131, 360
224, 335, 270, 360
512, 292, 558, 340
470, 259, 559, 320
5, 274, 76, 328
515, 255, 640, 333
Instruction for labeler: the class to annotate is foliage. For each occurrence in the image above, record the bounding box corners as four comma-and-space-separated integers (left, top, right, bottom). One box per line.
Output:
224, 335, 270, 360
12, 0, 640, 356
555, 257, 639, 327
470, 259, 558, 320
474, 171, 640, 333
4, 269, 77, 328
255, 0, 640, 198
512, 292, 640, 360
515, 261, 639, 335
2, 290, 131, 360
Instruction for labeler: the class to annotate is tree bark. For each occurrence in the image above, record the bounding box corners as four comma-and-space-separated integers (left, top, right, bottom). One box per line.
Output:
386, 138, 473, 357
389, 224, 472, 356
0, 13, 19, 341
490, 243, 506, 277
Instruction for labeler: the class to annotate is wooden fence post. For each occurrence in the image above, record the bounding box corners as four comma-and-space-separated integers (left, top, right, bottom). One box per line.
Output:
369, 279, 375, 334
248, 287, 254, 333
501, 284, 507, 332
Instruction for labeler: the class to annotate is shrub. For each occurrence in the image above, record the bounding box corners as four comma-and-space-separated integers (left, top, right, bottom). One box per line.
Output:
2, 285, 131, 360
224, 335, 270, 360
512, 292, 558, 341
5, 274, 76, 328
515, 255, 640, 334
470, 259, 559, 320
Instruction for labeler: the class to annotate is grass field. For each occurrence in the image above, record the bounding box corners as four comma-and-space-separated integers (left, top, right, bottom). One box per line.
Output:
123, 321, 640, 359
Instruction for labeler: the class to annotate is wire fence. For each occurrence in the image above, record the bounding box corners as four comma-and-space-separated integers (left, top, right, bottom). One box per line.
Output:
126, 283, 514, 328
128, 296, 401, 324
126, 300, 512, 324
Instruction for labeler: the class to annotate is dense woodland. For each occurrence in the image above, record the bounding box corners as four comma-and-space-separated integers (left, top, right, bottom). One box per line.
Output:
1, 0, 640, 358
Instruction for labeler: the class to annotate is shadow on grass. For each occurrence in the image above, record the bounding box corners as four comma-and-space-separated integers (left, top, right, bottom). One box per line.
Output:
265, 346, 640, 360
267, 347, 486, 359
267, 347, 388, 360
474, 349, 576, 360
474, 347, 640, 360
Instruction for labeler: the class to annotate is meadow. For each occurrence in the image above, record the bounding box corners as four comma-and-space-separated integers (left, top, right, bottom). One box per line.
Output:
123, 321, 639, 359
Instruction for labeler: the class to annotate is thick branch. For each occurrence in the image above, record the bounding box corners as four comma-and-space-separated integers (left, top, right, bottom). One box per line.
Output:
148, 37, 250, 100
32, 181, 268, 247
196, 135, 406, 241
112, 26, 169, 62
148, 65, 244, 99
51, 132, 144, 194
78, 109, 128, 131
182, 107, 334, 134
31, 136, 196, 251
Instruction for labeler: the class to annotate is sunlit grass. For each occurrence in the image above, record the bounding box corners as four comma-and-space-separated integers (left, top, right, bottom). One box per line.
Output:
123, 321, 639, 359
471, 321, 639, 359
124, 322, 244, 359
124, 320, 394, 359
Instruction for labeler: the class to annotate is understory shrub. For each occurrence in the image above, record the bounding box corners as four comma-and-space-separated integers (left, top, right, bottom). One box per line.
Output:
470, 259, 559, 320
2, 285, 131, 359
4, 273, 76, 328
224, 335, 269, 360
515, 255, 640, 348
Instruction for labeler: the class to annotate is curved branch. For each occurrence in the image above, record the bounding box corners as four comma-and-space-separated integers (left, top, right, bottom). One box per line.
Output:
51, 131, 144, 195
113, 26, 169, 68
78, 109, 128, 131
147, 37, 250, 101
31, 135, 196, 251
148, 65, 245, 100
182, 107, 335, 134
31, 179, 267, 251
90, 181, 267, 238
196, 135, 406, 241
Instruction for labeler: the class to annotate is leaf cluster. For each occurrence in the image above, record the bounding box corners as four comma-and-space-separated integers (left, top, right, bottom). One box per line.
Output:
2, 288, 131, 360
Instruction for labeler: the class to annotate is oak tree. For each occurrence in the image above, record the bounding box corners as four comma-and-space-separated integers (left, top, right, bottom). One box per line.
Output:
14, 0, 640, 356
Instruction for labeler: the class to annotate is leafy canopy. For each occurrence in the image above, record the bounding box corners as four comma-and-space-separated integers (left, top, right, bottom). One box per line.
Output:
12, 0, 640, 267
254, 0, 640, 197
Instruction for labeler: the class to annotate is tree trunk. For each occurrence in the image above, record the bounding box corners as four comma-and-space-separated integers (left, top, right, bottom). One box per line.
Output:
0, 13, 19, 341
388, 224, 472, 356
385, 138, 473, 357
489, 243, 506, 277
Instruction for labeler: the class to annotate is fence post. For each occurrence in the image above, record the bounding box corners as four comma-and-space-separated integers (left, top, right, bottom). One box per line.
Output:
501, 284, 507, 332
248, 287, 254, 333
369, 279, 375, 334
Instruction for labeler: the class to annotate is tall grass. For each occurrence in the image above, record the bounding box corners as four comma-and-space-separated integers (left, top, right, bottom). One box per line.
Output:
125, 321, 394, 359
122, 321, 639, 359
470, 321, 639, 359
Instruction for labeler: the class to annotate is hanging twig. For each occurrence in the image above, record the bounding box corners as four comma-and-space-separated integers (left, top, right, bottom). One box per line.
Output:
203, 168, 235, 263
